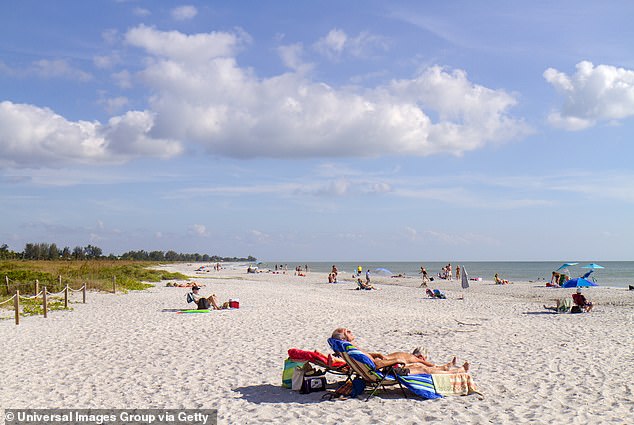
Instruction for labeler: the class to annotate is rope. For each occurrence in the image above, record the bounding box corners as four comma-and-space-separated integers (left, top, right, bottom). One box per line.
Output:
68, 285, 86, 293
19, 291, 44, 300
0, 294, 17, 305
46, 288, 68, 296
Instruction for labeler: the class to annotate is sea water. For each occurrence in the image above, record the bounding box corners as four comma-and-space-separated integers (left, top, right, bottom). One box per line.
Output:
260, 261, 634, 289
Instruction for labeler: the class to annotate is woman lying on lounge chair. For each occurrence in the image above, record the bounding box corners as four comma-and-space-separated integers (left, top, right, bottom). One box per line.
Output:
331, 328, 469, 374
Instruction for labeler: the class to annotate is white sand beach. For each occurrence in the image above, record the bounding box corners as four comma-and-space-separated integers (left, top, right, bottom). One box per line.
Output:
1, 263, 633, 424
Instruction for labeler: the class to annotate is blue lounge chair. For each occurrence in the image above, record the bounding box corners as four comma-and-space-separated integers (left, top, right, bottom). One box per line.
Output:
328, 338, 442, 400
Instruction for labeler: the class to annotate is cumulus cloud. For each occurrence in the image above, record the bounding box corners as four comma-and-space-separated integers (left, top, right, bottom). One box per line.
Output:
0, 101, 182, 167
171, 5, 197, 21
544, 61, 634, 130
123, 26, 528, 158
2, 26, 528, 168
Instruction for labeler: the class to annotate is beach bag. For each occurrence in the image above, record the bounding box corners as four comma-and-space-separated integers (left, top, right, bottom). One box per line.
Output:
350, 377, 366, 398
291, 367, 306, 391
300, 376, 326, 394
197, 298, 210, 310
282, 358, 306, 389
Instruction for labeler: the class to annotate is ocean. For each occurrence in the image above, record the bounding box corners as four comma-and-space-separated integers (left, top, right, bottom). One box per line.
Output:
258, 261, 634, 289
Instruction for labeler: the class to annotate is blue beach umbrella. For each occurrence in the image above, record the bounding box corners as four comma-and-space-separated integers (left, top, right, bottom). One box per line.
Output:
581, 263, 604, 269
556, 262, 578, 271
562, 277, 598, 288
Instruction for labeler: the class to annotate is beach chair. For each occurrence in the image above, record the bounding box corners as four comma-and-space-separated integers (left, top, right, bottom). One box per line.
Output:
328, 338, 442, 401
287, 348, 350, 376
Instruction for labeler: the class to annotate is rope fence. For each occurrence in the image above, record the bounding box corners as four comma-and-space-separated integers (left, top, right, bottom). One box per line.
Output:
0, 283, 87, 325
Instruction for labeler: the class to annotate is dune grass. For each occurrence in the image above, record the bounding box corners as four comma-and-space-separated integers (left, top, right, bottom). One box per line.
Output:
0, 260, 188, 302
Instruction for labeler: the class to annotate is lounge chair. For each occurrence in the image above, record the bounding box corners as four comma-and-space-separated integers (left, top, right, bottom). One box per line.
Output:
328, 338, 441, 401
287, 348, 350, 376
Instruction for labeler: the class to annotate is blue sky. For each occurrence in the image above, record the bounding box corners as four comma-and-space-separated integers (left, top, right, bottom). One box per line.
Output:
1, 1, 634, 261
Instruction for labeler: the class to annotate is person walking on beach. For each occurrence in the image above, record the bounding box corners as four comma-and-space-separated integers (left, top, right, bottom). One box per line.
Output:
456, 265, 461, 281
419, 266, 430, 287
365, 269, 371, 285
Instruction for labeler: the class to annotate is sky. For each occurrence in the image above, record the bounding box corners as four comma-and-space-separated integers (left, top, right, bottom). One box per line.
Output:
1, 1, 634, 262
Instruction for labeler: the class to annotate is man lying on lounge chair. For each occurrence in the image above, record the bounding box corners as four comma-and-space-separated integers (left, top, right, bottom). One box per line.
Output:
331, 328, 469, 374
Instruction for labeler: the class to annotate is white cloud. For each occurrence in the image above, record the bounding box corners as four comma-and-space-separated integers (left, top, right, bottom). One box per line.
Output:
99, 96, 129, 114
30, 59, 93, 82
188, 224, 209, 237
93, 54, 121, 69
2, 26, 528, 168
133, 7, 151, 17
277, 43, 313, 73
0, 101, 182, 167
314, 29, 389, 60
544, 61, 634, 130
125, 24, 248, 62
171, 6, 197, 21
124, 26, 528, 159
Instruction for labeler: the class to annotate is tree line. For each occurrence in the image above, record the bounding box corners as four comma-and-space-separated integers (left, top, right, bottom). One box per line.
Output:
0, 243, 255, 263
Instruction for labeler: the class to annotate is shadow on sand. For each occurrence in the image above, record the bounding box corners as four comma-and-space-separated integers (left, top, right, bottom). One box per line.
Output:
234, 383, 411, 404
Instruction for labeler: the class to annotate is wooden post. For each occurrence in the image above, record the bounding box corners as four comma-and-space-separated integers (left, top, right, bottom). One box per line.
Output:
64, 285, 69, 309
82, 283, 86, 303
5, 275, 8, 293
35, 279, 39, 296
43, 286, 48, 318
112, 276, 116, 293
14, 290, 20, 325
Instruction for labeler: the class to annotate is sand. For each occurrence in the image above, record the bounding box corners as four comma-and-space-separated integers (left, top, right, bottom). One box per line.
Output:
1, 263, 633, 424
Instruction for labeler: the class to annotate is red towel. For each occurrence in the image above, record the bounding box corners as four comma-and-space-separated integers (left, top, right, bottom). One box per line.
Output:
287, 348, 347, 368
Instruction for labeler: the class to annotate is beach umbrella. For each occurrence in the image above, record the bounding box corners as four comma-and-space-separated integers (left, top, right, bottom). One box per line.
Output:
556, 262, 578, 271
374, 267, 393, 276
562, 277, 598, 288
581, 263, 604, 269
461, 266, 469, 289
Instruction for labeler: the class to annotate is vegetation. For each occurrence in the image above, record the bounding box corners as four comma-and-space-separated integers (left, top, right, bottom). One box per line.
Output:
0, 260, 189, 298
3, 241, 256, 263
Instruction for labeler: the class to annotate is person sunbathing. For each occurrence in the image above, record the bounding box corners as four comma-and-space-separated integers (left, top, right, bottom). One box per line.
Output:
494, 273, 510, 285
187, 286, 230, 310
331, 328, 469, 374
356, 278, 375, 290
426, 288, 446, 299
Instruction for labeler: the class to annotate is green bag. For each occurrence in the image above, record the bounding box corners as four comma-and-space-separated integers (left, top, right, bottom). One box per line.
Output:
282, 358, 306, 388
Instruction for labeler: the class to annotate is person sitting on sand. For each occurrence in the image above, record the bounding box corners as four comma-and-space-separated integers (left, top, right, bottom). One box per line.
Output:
356, 278, 375, 290
494, 273, 510, 285
572, 288, 593, 312
187, 285, 230, 310
330, 328, 469, 374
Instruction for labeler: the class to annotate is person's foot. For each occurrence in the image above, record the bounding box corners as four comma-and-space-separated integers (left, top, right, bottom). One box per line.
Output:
463, 361, 470, 372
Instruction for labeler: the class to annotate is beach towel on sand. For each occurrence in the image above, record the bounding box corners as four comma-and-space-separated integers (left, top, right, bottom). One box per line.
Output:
328, 338, 441, 399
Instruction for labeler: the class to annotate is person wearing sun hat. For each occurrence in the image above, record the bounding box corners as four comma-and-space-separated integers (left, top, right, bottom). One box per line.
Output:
572, 287, 594, 312
186, 285, 229, 310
